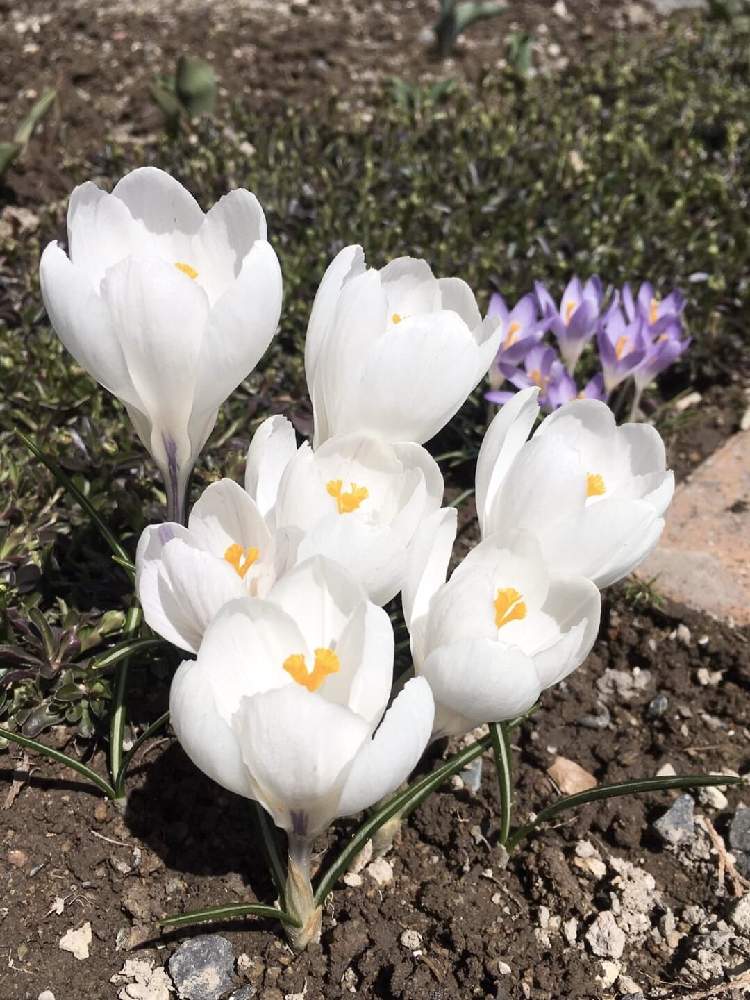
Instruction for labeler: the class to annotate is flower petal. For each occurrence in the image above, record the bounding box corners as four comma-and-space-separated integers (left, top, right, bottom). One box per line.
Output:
323, 602, 394, 727
194, 188, 267, 301
66, 182, 140, 288
244, 415, 298, 519
188, 478, 271, 555
402, 507, 457, 634
532, 577, 601, 688
112, 166, 204, 236
305, 244, 366, 392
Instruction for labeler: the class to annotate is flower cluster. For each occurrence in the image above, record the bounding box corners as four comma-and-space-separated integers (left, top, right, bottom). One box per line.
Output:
486, 276, 690, 416
40, 169, 675, 946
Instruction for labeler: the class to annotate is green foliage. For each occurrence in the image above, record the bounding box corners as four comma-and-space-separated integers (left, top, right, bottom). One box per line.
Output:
707, 0, 750, 23
506, 31, 534, 79
435, 0, 508, 57
151, 55, 218, 135
0, 89, 56, 179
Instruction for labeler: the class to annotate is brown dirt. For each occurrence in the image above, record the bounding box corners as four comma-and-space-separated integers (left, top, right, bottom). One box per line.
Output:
3, 590, 749, 1000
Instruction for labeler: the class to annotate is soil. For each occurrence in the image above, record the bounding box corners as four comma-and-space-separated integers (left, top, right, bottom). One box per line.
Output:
1, 0, 688, 205
3, 588, 750, 1000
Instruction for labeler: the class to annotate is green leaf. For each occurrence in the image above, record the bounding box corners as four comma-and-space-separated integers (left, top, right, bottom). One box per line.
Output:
109, 606, 141, 796
313, 734, 492, 906
88, 637, 163, 676
175, 55, 217, 116
0, 726, 115, 798
13, 89, 56, 146
490, 721, 513, 845
115, 710, 170, 789
507, 772, 745, 850
16, 431, 134, 578
252, 802, 287, 906
0, 142, 20, 177
159, 902, 300, 930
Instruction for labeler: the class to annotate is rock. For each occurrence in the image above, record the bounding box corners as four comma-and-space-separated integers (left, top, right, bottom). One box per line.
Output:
647, 693, 669, 718
366, 858, 393, 886
597, 668, 652, 701
7, 849, 28, 867
617, 973, 642, 997
111, 959, 173, 1000
585, 911, 626, 959
653, 795, 694, 846
675, 623, 692, 646
698, 785, 728, 810
547, 756, 597, 794
656, 763, 676, 777
38, 992, 56, 1000
229, 990, 255, 1000
58, 922, 92, 960
730, 895, 750, 936
597, 960, 621, 988
168, 935, 235, 1000
342, 872, 363, 888
563, 917, 578, 945
637, 430, 750, 624
649, 0, 707, 12
400, 929, 422, 950
460, 757, 483, 793
729, 806, 750, 876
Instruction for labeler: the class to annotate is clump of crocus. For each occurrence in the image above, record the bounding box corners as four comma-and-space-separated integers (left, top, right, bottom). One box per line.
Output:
486, 276, 689, 419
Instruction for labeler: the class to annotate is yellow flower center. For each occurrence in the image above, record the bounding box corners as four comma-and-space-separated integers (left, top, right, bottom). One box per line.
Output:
326, 479, 369, 514
283, 647, 340, 692
224, 543, 260, 578
391, 312, 403, 324
494, 588, 527, 629
175, 261, 199, 280
564, 300, 577, 324
529, 368, 547, 389
586, 473, 606, 498
649, 297, 659, 325
614, 334, 629, 360
505, 320, 521, 348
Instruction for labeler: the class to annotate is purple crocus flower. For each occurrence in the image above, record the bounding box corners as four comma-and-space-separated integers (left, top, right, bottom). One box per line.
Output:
487, 344, 569, 411
486, 292, 546, 388
535, 276, 603, 370
546, 370, 608, 410
622, 282, 685, 333
629, 319, 691, 417
597, 307, 648, 393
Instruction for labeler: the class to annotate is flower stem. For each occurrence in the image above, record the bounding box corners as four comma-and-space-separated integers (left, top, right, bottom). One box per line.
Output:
285, 835, 322, 951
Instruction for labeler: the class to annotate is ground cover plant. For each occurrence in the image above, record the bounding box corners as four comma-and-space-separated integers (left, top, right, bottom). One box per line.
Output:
1, 13, 750, 1000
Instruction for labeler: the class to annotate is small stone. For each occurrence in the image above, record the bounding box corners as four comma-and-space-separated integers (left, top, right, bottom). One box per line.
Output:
552, 0, 568, 16
585, 911, 626, 959
676, 624, 692, 646
59, 922, 92, 961
229, 989, 256, 1000
497, 961, 511, 975
597, 960, 621, 987
343, 871, 362, 887
7, 849, 28, 867
400, 929, 422, 950
698, 785, 728, 810
674, 391, 702, 412
547, 756, 597, 794
563, 918, 578, 945
94, 800, 109, 823
349, 838, 373, 874
38, 992, 56, 1000
647, 693, 669, 718
111, 958, 173, 1000
617, 974, 642, 996
461, 757, 483, 793
168, 935, 235, 1000
656, 763, 676, 777
366, 858, 393, 886
654, 795, 694, 846
729, 806, 750, 876
697, 667, 722, 686
730, 895, 750, 935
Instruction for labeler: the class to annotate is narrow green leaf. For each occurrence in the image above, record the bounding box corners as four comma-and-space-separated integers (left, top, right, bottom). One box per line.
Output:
507, 772, 745, 851
16, 431, 133, 577
490, 722, 513, 845
13, 88, 56, 146
0, 726, 115, 798
313, 734, 492, 906
27, 607, 57, 663
159, 902, 300, 930
88, 638, 163, 676
0, 141, 20, 176
115, 711, 171, 789
252, 802, 287, 906
110, 607, 142, 796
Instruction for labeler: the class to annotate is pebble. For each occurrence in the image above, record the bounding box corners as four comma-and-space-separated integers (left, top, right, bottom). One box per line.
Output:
729, 806, 750, 876
656, 763, 676, 777
58, 922, 92, 961
366, 858, 393, 886
460, 757, 483, 793
653, 795, 695, 846
400, 929, 422, 950
7, 849, 28, 867
229, 990, 256, 1000
168, 935, 235, 1000
698, 785, 728, 810
676, 623, 692, 646
585, 911, 626, 959
598, 960, 620, 988
38, 993, 56, 1000
730, 895, 750, 936
647, 693, 669, 718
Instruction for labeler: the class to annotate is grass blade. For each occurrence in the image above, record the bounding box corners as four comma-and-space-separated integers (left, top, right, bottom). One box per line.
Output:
252, 802, 287, 906
17, 430, 134, 577
159, 903, 300, 930
115, 711, 171, 788
110, 606, 141, 798
0, 726, 115, 798
507, 772, 744, 850
490, 722, 513, 846
89, 638, 163, 676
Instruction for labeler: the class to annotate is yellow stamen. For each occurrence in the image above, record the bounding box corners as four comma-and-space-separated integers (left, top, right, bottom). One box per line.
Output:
224, 543, 260, 578
564, 301, 577, 324
175, 261, 199, 280
649, 297, 659, 325
391, 312, 402, 324
505, 320, 521, 348
283, 647, 340, 692
494, 588, 527, 629
529, 368, 546, 389
614, 334, 629, 360
586, 473, 606, 498
326, 479, 369, 514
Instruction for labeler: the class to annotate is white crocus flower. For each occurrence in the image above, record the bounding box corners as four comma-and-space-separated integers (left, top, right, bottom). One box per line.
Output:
136, 479, 282, 653
245, 416, 445, 605
305, 246, 502, 446
39, 167, 283, 523
169, 556, 434, 946
476, 388, 675, 588
404, 511, 600, 739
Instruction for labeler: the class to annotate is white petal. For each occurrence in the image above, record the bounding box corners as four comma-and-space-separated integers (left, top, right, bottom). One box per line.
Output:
437, 276, 482, 329
100, 256, 209, 476
643, 470, 674, 518
392, 442, 444, 509
192, 240, 282, 421
170, 658, 251, 799
322, 602, 394, 727
401, 507, 457, 633
193, 189, 267, 301
531, 577, 601, 688
244, 415, 298, 518
535, 398, 617, 443
66, 182, 139, 287
188, 478, 271, 555
232, 686, 370, 835
112, 166, 204, 236
475, 387, 539, 535
336, 677, 434, 818
422, 638, 541, 736
39, 243, 140, 408
305, 244, 365, 391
